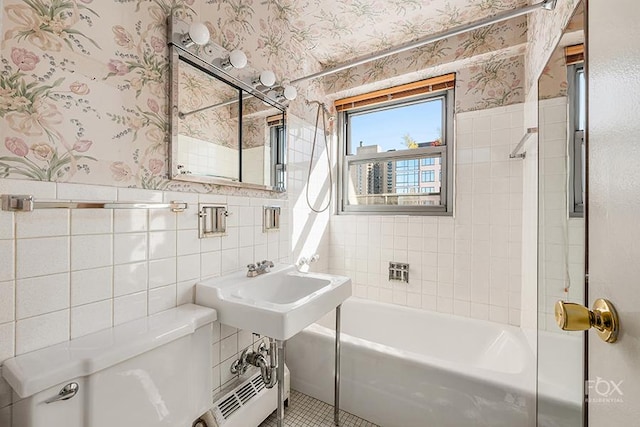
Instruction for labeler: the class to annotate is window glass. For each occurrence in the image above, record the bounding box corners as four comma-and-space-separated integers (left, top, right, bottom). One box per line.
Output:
341, 93, 452, 214
349, 98, 444, 155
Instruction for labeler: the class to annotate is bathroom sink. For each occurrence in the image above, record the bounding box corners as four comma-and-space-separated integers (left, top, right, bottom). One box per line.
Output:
196, 264, 351, 340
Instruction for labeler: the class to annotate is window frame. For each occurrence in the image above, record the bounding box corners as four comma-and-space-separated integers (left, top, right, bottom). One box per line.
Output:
270, 122, 286, 192
568, 63, 585, 217
337, 90, 454, 215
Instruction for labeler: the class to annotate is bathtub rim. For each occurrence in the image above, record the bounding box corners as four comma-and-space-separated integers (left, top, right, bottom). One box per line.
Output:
304, 296, 537, 397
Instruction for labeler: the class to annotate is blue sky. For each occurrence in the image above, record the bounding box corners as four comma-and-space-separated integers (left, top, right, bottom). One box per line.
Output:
349, 98, 443, 152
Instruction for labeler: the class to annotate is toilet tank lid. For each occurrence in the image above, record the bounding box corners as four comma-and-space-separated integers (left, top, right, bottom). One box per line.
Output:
2, 304, 217, 399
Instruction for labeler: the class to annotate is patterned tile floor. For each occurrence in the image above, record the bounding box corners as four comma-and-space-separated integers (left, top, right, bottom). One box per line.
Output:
260, 389, 379, 427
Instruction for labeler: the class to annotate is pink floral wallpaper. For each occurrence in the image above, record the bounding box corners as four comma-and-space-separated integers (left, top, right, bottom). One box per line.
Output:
0, 0, 309, 192
535, 2, 584, 100
525, 0, 581, 94
538, 46, 568, 100
0, 0, 571, 190
178, 61, 238, 149
266, 0, 528, 67
320, 16, 527, 112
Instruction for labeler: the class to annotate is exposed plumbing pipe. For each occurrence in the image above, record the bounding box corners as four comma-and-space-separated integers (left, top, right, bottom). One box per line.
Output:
291, 0, 557, 84
245, 339, 278, 388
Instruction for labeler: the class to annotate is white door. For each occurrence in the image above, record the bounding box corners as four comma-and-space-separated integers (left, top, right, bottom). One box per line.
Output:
588, 0, 640, 424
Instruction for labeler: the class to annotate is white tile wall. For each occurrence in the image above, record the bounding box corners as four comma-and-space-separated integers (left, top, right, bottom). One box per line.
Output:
71, 267, 113, 306
16, 273, 69, 319
15, 309, 69, 355
329, 103, 525, 325
0, 104, 528, 417
538, 97, 585, 332
71, 300, 113, 339
0, 170, 293, 412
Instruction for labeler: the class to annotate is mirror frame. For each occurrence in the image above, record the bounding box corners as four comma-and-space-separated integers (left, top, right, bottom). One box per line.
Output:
167, 14, 287, 192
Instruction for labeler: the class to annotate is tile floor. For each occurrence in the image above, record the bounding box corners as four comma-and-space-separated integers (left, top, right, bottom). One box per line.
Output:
260, 389, 379, 427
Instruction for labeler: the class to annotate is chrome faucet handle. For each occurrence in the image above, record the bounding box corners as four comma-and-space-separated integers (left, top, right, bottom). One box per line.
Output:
297, 254, 319, 269
246, 263, 258, 277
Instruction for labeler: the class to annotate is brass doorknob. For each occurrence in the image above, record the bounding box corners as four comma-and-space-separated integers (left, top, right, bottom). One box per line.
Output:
554, 298, 619, 343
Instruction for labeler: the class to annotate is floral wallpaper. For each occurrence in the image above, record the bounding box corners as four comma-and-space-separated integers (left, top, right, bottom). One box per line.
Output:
0, 0, 572, 190
319, 16, 527, 113
242, 116, 267, 149
457, 53, 524, 112
525, 0, 581, 94
178, 60, 238, 149
0, 0, 309, 192
538, 2, 583, 100
271, 0, 528, 67
538, 46, 568, 100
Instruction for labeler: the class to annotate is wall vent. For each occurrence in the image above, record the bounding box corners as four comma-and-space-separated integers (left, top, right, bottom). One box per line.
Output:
217, 394, 241, 419
212, 372, 268, 424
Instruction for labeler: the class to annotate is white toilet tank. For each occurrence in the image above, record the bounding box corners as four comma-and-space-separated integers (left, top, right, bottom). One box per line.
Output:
3, 304, 216, 427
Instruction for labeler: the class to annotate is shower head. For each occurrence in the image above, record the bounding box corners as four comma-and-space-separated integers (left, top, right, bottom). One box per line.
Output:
305, 99, 332, 116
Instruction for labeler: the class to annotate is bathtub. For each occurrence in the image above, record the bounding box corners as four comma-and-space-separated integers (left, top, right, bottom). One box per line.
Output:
286, 297, 537, 427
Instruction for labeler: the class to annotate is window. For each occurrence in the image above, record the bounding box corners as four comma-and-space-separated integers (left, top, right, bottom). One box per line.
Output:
421, 170, 435, 182
568, 63, 585, 216
269, 120, 286, 192
337, 76, 454, 215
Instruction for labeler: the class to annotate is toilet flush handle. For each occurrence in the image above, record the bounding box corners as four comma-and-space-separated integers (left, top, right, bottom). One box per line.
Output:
44, 382, 79, 404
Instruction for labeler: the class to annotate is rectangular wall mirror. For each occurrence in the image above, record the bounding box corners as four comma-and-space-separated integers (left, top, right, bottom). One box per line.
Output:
167, 16, 287, 192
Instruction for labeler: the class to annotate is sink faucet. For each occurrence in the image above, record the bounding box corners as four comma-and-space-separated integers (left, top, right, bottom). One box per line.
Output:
247, 260, 274, 277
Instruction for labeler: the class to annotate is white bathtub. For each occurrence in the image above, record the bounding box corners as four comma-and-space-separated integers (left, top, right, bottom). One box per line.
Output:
287, 297, 537, 427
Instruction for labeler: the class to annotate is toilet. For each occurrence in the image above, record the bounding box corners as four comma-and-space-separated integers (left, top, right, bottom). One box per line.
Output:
3, 304, 216, 427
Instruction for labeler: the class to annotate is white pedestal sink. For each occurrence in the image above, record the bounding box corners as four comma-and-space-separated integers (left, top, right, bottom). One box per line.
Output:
195, 264, 351, 340
196, 264, 352, 427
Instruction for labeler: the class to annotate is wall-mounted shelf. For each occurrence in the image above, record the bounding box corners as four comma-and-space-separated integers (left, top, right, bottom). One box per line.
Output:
263, 206, 281, 232
198, 204, 228, 238
1, 194, 188, 213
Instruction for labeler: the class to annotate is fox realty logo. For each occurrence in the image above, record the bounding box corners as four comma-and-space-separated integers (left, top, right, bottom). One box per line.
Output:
586, 377, 624, 404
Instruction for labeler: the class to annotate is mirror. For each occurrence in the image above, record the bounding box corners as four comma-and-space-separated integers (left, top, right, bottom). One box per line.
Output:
167, 17, 287, 191
537, 2, 585, 426
242, 96, 286, 189
176, 59, 241, 182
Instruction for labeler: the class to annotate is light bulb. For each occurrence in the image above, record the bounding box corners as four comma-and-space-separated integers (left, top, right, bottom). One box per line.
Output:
258, 70, 276, 87
283, 85, 297, 101
188, 23, 210, 46
228, 50, 247, 69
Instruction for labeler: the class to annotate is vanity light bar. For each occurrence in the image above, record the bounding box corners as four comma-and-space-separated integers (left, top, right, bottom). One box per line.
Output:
1, 194, 188, 213
167, 16, 287, 111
